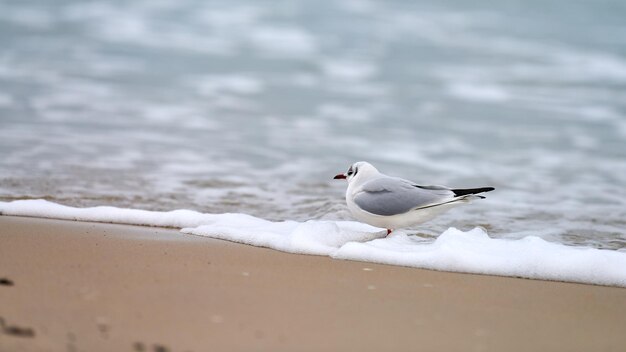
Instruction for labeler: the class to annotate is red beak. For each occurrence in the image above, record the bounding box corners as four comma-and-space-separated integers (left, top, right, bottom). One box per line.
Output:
334, 173, 347, 180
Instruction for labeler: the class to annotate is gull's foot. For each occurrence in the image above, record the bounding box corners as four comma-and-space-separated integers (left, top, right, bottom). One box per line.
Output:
386, 229, 393, 236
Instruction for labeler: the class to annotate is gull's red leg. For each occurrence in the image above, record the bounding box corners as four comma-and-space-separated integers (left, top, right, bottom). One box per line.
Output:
386, 229, 392, 236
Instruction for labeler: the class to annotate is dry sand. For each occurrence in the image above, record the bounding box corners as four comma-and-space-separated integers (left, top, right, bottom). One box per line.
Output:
1, 215, 625, 352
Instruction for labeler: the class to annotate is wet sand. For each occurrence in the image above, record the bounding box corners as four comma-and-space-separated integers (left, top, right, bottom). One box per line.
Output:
1, 215, 625, 352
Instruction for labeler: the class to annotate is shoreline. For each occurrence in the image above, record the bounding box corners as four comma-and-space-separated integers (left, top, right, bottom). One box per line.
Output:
3, 199, 625, 288
1, 215, 625, 351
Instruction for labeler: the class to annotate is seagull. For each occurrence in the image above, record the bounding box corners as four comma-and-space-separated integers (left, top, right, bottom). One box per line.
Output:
334, 161, 494, 235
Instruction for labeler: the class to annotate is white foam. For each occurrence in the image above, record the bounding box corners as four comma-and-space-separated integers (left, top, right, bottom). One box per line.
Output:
321, 59, 377, 81
2, 200, 626, 287
194, 74, 265, 96
249, 26, 317, 57
447, 82, 510, 102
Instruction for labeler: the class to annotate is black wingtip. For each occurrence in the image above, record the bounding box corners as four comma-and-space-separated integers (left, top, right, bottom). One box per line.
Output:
452, 187, 495, 197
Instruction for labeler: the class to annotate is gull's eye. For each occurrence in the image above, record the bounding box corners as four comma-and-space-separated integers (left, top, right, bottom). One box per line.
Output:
347, 167, 354, 176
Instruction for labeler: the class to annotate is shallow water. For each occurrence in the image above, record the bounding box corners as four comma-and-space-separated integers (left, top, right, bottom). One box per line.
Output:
1, 0, 625, 249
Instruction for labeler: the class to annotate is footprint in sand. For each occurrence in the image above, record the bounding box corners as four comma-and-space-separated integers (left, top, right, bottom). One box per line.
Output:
0, 316, 35, 338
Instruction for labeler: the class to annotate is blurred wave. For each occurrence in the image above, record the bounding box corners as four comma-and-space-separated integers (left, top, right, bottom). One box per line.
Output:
1, 0, 625, 249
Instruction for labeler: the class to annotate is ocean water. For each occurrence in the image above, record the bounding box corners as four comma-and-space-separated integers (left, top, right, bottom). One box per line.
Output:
1, 0, 626, 250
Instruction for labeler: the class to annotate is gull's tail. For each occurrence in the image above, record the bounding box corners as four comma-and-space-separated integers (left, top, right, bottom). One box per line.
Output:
451, 187, 495, 199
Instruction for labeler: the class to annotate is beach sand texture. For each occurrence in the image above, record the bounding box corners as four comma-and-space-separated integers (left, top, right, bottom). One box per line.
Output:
1, 215, 625, 352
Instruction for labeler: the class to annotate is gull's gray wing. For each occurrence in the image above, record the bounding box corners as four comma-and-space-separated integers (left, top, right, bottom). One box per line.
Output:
353, 177, 455, 216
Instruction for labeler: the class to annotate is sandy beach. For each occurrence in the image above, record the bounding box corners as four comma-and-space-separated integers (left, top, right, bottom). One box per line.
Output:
1, 215, 625, 352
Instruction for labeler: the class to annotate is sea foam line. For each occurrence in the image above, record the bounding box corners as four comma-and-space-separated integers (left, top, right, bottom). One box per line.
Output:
1, 199, 625, 287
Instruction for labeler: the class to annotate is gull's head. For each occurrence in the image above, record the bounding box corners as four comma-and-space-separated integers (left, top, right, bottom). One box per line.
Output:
333, 161, 379, 183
